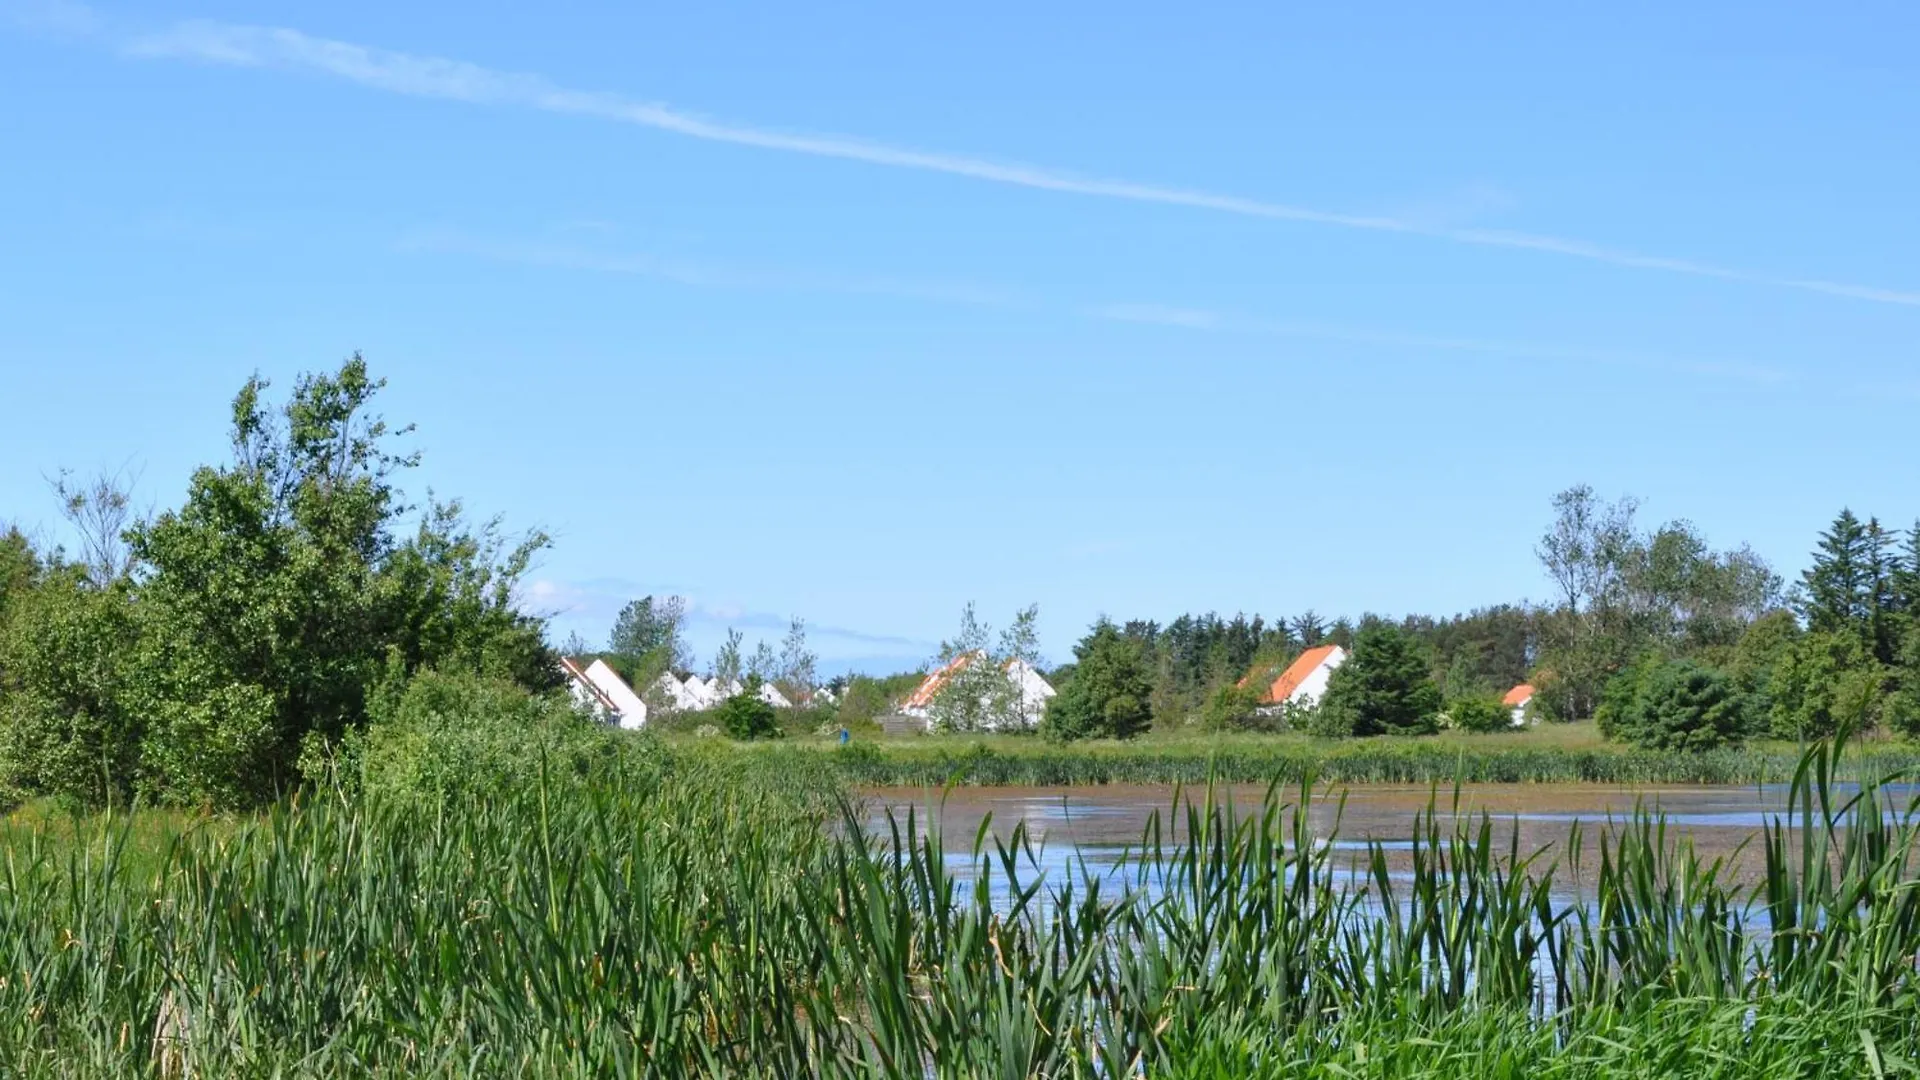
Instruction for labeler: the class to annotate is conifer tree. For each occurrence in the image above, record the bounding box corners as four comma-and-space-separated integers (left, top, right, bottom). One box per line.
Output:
1800, 509, 1874, 640
1319, 624, 1442, 736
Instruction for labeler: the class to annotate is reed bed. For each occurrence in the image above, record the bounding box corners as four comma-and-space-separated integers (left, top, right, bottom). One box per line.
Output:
793, 735, 1920, 788
0, 738, 1914, 1076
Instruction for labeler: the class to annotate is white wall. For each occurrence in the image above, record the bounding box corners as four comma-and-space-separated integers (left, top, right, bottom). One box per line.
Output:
1287, 646, 1347, 707
584, 658, 648, 730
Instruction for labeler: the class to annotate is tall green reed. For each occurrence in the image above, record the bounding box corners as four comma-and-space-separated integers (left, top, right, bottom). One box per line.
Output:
0, 735, 1913, 1076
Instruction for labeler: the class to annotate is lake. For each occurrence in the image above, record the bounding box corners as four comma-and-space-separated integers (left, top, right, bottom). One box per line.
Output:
861, 780, 1920, 901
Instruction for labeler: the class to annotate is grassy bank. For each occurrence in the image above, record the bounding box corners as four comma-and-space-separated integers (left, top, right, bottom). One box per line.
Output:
0, 734, 1915, 1075
710, 723, 1920, 787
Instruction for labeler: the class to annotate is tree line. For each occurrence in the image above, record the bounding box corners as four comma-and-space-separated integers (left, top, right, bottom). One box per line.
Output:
1037, 485, 1920, 747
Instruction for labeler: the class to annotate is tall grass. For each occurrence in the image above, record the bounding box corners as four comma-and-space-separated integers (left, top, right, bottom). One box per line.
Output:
0, 735, 1914, 1076
793, 734, 1920, 787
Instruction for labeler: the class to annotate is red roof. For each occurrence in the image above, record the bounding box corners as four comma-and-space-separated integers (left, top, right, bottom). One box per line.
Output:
904, 652, 979, 709
1264, 645, 1341, 704
1503, 683, 1535, 707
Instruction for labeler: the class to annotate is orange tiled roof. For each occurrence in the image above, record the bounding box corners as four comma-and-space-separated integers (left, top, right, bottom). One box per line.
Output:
1502, 683, 1535, 707
904, 652, 979, 709
1265, 644, 1341, 704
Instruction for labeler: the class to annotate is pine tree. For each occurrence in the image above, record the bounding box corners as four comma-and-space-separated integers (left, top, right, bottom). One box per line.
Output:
1319, 624, 1442, 736
1800, 509, 1874, 640
1865, 518, 1901, 665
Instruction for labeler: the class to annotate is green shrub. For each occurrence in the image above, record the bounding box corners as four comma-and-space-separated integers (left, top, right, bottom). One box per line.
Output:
0, 574, 144, 808
352, 669, 641, 808
1304, 702, 1354, 738
715, 677, 781, 740
1200, 683, 1265, 732
1598, 658, 1748, 751
1448, 695, 1514, 734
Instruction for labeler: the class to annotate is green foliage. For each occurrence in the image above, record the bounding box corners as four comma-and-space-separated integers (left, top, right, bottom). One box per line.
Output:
1448, 694, 1514, 734
1597, 657, 1748, 751
824, 673, 919, 732
0, 573, 142, 807
1199, 681, 1265, 732
353, 668, 637, 809
715, 676, 780, 740
1041, 619, 1153, 741
0, 359, 558, 809
1535, 485, 1781, 720
1763, 630, 1886, 740
1320, 625, 1442, 736
0, 737, 1915, 1073
1303, 701, 1353, 738
926, 603, 1041, 733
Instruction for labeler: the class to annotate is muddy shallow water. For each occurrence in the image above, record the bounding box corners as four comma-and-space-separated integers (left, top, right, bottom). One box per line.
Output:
860, 781, 1920, 894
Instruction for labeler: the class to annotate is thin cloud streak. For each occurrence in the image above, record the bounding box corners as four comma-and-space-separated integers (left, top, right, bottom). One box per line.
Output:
402, 226, 1782, 384
116, 18, 1920, 308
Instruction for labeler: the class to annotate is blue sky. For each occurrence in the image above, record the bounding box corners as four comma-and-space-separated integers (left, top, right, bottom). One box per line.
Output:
2, 0, 1916, 673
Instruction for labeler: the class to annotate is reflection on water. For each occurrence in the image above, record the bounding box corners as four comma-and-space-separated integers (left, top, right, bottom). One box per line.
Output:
862, 781, 1920, 903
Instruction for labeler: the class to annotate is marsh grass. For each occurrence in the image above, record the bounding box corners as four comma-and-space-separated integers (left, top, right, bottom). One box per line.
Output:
0, 735, 1914, 1076
749, 725, 1920, 788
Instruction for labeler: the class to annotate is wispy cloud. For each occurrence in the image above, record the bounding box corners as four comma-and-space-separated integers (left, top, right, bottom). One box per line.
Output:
1092, 304, 1223, 330
402, 226, 1782, 384
95, 16, 1920, 307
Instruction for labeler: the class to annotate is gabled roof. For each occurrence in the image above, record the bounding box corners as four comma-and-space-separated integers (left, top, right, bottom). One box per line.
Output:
904, 652, 978, 710
1503, 683, 1536, 707
561, 656, 619, 714
1264, 644, 1343, 704
902, 652, 1051, 711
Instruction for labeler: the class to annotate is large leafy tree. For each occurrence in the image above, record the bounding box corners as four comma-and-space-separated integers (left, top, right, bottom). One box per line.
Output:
1043, 619, 1154, 741
1534, 486, 1780, 720
607, 595, 690, 684
1319, 624, 1441, 737
3, 357, 556, 808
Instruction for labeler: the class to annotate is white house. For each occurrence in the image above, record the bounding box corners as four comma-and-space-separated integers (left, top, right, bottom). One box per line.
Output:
1250, 645, 1348, 709
901, 652, 1056, 731
1503, 683, 1535, 727
680, 674, 722, 710
649, 672, 709, 713
709, 678, 793, 709
561, 657, 648, 729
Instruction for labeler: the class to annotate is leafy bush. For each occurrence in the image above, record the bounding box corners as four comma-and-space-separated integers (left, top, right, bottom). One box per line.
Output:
1597, 658, 1748, 751
1042, 620, 1154, 741
1448, 695, 1515, 734
1303, 702, 1353, 739
1199, 683, 1265, 732
0, 574, 142, 808
715, 677, 781, 740
352, 669, 641, 809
